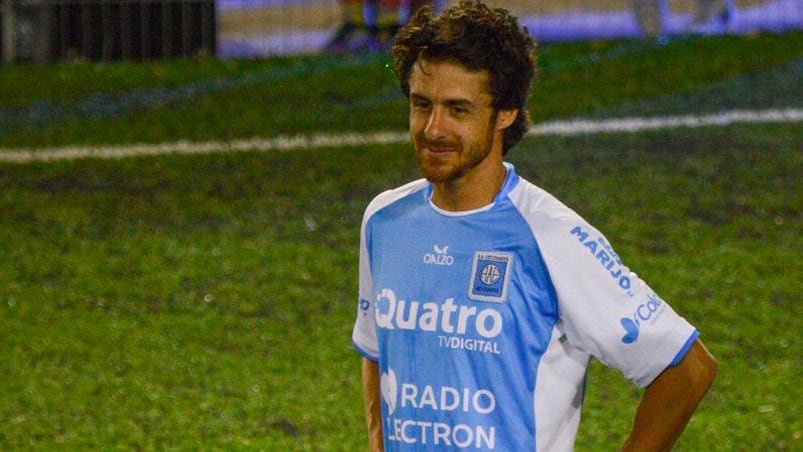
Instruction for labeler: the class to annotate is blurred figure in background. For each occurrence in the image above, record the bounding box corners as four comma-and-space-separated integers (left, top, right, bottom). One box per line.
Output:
325, 0, 370, 52
326, 0, 442, 53
688, 0, 735, 32
371, 0, 407, 48
633, 0, 735, 37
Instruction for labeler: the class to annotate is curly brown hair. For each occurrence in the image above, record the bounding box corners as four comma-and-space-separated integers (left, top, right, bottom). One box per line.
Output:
391, 0, 537, 154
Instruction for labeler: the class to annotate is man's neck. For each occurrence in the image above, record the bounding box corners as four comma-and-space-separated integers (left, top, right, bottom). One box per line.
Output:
431, 158, 507, 212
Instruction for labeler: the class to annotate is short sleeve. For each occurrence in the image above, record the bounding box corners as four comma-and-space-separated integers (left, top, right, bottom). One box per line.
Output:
352, 199, 380, 361
514, 185, 697, 387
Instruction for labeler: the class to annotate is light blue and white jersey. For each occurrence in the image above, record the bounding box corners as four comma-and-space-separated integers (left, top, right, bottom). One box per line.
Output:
353, 163, 698, 451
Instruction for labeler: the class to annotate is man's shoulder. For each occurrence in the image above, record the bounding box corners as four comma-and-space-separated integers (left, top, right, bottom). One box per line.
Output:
508, 177, 583, 226
508, 177, 614, 261
363, 178, 429, 221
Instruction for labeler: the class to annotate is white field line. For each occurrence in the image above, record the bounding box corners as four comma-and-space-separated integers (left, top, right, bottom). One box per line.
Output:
1, 108, 800, 164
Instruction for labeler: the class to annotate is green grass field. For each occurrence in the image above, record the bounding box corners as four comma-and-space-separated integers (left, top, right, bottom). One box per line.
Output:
1, 32, 801, 450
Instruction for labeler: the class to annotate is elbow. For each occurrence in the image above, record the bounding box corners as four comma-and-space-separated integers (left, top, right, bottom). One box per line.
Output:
692, 341, 718, 396
702, 351, 718, 390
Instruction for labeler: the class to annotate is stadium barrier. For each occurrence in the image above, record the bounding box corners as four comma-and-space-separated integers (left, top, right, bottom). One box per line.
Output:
0, 0, 216, 63
1, 0, 800, 62
217, 0, 802, 58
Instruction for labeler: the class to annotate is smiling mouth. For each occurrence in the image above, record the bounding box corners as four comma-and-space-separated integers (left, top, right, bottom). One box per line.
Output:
416, 135, 459, 156
421, 140, 458, 154
427, 146, 455, 154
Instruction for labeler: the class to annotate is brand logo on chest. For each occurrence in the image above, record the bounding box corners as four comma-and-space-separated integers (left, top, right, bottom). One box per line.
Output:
424, 244, 454, 266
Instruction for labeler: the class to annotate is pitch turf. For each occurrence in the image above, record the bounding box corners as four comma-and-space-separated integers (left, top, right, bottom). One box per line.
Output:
0, 32, 801, 450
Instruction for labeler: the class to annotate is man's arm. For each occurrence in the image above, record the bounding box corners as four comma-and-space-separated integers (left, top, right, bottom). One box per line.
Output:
620, 339, 718, 452
362, 357, 385, 452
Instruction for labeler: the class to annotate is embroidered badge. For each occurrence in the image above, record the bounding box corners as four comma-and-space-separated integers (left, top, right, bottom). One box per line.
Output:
468, 251, 514, 303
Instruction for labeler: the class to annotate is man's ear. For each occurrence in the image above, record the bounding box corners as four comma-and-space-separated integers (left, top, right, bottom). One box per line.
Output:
495, 109, 519, 131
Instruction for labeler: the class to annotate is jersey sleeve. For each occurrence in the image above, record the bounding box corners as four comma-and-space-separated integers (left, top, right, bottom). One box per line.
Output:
517, 185, 697, 388
351, 180, 430, 362
352, 202, 379, 361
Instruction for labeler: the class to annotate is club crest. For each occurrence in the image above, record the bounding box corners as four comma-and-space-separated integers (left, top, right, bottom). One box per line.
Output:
468, 251, 513, 303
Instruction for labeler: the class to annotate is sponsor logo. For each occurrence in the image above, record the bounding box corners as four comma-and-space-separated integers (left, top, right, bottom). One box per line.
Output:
570, 225, 634, 296
620, 292, 666, 344
438, 336, 501, 354
381, 368, 399, 415
376, 289, 502, 338
376, 288, 503, 354
468, 252, 514, 303
424, 244, 455, 266
382, 367, 498, 449
359, 298, 370, 316
620, 318, 640, 344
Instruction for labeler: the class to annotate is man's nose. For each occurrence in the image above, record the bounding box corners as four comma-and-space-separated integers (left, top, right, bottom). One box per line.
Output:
424, 107, 447, 140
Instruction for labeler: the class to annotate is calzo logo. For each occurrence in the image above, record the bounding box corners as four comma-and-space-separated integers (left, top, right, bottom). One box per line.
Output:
620, 292, 666, 344
424, 244, 454, 266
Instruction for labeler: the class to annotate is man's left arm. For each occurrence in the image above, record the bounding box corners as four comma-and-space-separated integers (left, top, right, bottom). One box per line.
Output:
620, 339, 718, 452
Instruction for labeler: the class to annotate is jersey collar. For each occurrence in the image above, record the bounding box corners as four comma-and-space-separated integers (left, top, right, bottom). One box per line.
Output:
426, 162, 520, 216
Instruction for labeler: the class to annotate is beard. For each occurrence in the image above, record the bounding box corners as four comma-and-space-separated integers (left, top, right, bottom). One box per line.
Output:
413, 123, 497, 184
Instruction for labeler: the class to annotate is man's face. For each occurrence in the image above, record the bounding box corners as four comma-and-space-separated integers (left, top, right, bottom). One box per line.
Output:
408, 59, 502, 184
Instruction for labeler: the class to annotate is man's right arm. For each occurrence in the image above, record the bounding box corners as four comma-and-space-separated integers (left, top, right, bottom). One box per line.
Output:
362, 357, 385, 451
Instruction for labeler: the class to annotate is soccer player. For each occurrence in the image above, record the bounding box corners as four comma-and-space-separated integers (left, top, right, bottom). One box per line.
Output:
352, 1, 718, 450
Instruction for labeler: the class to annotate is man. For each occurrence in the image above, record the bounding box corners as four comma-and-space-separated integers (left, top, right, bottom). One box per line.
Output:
352, 1, 718, 450
326, 0, 432, 53
633, 0, 735, 37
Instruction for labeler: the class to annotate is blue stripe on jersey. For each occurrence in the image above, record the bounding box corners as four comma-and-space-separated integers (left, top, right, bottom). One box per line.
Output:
669, 330, 700, 367
354, 335, 379, 362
